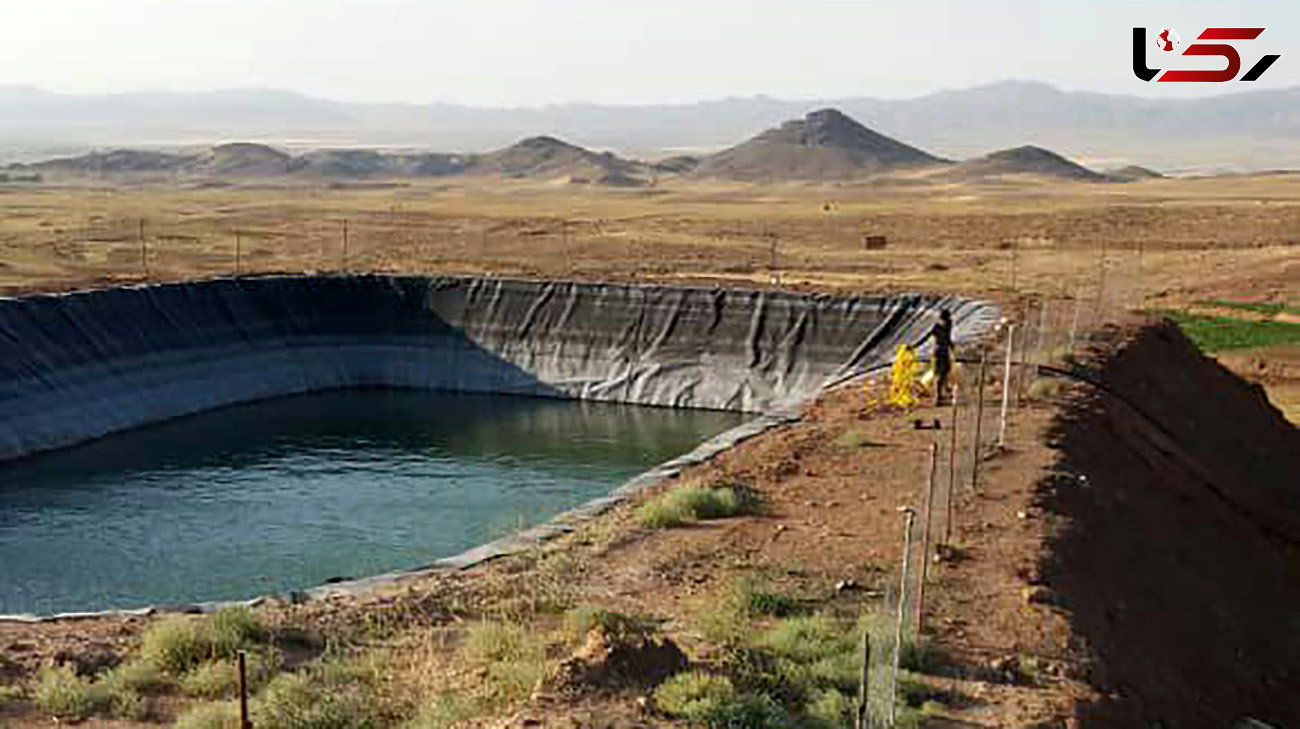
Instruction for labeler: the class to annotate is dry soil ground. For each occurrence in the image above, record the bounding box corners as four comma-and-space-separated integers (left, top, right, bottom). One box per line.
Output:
0, 174, 1297, 727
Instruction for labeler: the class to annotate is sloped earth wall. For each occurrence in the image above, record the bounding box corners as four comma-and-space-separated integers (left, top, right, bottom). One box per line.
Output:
0, 275, 997, 616
1041, 323, 1300, 728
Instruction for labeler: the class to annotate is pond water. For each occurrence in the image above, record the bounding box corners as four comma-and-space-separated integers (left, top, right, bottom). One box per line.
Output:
0, 390, 743, 614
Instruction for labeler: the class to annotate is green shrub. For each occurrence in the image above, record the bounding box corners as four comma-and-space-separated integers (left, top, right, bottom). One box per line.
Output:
175, 701, 242, 729
255, 659, 386, 729
640, 485, 757, 528
181, 648, 282, 698
699, 692, 789, 727
654, 672, 791, 727
653, 672, 738, 720
756, 616, 851, 665
103, 659, 171, 693
32, 664, 106, 720
141, 608, 266, 675
735, 576, 800, 617
898, 636, 943, 675
698, 577, 802, 648
805, 687, 854, 725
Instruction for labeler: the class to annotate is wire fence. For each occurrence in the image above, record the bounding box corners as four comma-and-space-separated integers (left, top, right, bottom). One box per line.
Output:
861, 249, 1144, 725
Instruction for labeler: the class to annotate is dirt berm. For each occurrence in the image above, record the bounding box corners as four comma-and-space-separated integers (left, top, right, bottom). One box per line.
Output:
1041, 322, 1300, 727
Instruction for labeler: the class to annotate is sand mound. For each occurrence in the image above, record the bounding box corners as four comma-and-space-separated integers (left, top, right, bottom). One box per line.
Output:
692, 108, 946, 181
941, 145, 1106, 182
1040, 322, 1300, 726
543, 625, 687, 694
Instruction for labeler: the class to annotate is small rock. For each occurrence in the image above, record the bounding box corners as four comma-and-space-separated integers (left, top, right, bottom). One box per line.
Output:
1024, 586, 1051, 605
835, 579, 859, 592
1016, 510, 1029, 520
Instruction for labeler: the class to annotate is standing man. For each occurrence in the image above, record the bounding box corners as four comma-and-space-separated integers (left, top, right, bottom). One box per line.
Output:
924, 310, 954, 405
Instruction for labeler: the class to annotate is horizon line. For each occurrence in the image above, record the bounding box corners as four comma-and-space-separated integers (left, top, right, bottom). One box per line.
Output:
2, 78, 1297, 109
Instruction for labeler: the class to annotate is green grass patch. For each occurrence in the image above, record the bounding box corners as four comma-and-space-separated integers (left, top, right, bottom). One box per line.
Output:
255, 658, 388, 729
652, 671, 737, 719
1196, 299, 1297, 316
402, 692, 489, 729
102, 659, 172, 694
1158, 310, 1300, 351
834, 428, 884, 449
141, 607, 267, 675
32, 664, 107, 720
698, 576, 804, 648
180, 648, 281, 698
32, 662, 163, 721
640, 484, 758, 529
463, 620, 548, 701
174, 701, 242, 729
654, 672, 792, 727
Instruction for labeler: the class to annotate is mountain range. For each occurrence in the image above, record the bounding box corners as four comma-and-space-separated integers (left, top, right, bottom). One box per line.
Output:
1, 81, 1299, 171
10, 108, 1137, 186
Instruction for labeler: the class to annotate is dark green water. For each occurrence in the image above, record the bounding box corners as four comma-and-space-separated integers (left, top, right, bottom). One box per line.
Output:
0, 390, 742, 615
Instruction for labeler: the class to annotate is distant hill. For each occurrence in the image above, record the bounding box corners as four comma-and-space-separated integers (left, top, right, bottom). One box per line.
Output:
466, 136, 647, 184
938, 145, 1107, 182
192, 143, 292, 177
3, 81, 1298, 170
294, 149, 467, 177
693, 108, 945, 181
1105, 164, 1165, 181
12, 144, 470, 181
25, 149, 191, 175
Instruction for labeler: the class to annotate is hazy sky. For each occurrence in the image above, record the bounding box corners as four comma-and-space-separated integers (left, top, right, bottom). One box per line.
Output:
2, 0, 1296, 105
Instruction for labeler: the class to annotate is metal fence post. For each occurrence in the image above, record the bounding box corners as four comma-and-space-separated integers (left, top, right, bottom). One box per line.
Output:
889, 507, 916, 727
138, 218, 148, 280
917, 443, 938, 634
970, 350, 988, 492
998, 323, 1015, 449
945, 386, 959, 543
238, 650, 251, 729
856, 630, 871, 729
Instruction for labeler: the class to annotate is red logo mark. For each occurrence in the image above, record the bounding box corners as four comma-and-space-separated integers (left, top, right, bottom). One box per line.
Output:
1133, 27, 1280, 82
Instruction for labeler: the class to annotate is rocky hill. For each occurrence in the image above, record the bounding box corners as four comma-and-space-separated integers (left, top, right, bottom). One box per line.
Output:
939, 145, 1107, 182
465, 136, 647, 184
293, 150, 468, 178
692, 108, 946, 181
1105, 164, 1165, 181
191, 143, 292, 177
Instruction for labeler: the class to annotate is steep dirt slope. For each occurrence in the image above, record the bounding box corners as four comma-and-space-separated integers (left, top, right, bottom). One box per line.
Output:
692, 108, 946, 181
1039, 322, 1300, 727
